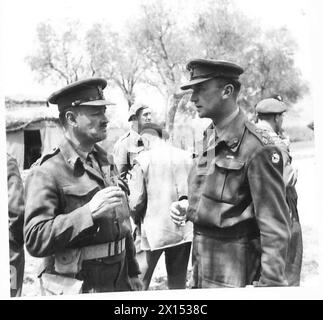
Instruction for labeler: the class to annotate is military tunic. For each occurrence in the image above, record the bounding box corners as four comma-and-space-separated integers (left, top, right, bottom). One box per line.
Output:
187, 109, 291, 287
24, 138, 140, 293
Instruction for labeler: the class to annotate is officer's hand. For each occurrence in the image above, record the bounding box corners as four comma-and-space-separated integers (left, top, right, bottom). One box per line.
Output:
129, 276, 144, 291
170, 200, 189, 226
89, 186, 125, 221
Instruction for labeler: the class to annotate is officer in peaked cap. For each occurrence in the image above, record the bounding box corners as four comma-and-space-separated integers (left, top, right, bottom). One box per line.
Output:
170, 59, 292, 288
180, 59, 244, 90
48, 78, 114, 110
24, 78, 143, 295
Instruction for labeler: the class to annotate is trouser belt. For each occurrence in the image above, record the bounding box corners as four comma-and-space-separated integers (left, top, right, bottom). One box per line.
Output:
82, 238, 126, 261
194, 219, 260, 239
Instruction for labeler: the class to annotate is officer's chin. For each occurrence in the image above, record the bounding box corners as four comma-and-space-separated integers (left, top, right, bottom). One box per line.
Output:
94, 131, 107, 142
196, 109, 205, 118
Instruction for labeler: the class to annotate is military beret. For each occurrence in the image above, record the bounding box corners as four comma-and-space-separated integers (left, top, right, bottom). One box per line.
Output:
128, 103, 149, 122
48, 78, 115, 111
256, 98, 287, 114
140, 123, 169, 140
180, 59, 244, 90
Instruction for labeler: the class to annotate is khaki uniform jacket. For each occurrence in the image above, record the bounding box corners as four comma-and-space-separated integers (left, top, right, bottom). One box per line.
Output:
24, 138, 139, 277
129, 143, 193, 251
187, 109, 291, 286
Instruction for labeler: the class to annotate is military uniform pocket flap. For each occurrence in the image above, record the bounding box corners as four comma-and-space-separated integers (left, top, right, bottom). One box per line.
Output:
63, 184, 99, 196
213, 158, 245, 170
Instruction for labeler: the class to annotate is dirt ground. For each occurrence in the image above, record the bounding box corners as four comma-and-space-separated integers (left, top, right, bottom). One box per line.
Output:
20, 140, 319, 296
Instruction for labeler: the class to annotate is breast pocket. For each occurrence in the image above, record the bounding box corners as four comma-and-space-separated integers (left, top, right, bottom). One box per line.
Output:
202, 157, 245, 204
62, 184, 100, 214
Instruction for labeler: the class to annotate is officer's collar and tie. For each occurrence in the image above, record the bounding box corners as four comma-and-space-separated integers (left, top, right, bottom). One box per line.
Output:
76, 147, 103, 175
205, 108, 245, 152
58, 136, 114, 184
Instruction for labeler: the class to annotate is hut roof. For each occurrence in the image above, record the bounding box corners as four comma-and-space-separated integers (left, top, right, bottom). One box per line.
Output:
5, 97, 59, 132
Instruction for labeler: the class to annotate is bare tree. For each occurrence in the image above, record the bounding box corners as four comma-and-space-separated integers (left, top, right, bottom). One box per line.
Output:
129, 0, 194, 133
86, 23, 147, 109
26, 20, 89, 85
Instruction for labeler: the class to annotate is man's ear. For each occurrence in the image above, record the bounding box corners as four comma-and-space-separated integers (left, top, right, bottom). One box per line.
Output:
65, 110, 78, 127
222, 84, 234, 99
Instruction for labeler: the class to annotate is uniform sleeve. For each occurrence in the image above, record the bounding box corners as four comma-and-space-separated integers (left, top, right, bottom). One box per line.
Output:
7, 156, 25, 249
113, 139, 129, 180
24, 167, 95, 257
247, 146, 291, 286
128, 162, 147, 225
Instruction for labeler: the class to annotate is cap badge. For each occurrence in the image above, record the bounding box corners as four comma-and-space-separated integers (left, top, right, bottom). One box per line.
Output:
71, 100, 81, 106
189, 67, 194, 79
272, 152, 280, 164
98, 86, 104, 99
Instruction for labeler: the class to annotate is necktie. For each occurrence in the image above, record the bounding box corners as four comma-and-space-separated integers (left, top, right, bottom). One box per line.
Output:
86, 152, 102, 175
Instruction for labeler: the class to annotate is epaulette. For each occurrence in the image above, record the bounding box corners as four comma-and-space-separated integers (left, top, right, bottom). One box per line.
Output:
245, 121, 275, 146
31, 147, 60, 168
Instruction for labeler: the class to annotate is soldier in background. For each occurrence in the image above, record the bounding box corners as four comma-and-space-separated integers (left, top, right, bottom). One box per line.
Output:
24, 78, 142, 295
113, 103, 152, 180
255, 98, 303, 286
129, 123, 193, 290
7, 153, 25, 297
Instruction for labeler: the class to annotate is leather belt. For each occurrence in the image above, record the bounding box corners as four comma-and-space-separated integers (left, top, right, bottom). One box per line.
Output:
82, 238, 126, 261
194, 219, 260, 239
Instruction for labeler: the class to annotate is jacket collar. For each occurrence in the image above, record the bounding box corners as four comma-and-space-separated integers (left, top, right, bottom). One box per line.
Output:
59, 137, 111, 172
203, 108, 247, 153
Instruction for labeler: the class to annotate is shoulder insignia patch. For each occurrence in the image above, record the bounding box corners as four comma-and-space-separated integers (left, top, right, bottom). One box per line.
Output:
271, 152, 280, 164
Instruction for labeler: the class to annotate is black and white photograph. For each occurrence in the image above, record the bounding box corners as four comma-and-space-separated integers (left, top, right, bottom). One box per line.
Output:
0, 0, 322, 301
